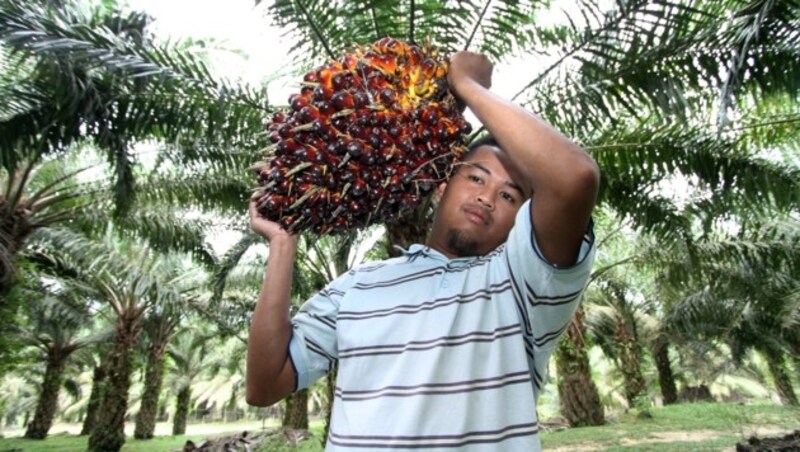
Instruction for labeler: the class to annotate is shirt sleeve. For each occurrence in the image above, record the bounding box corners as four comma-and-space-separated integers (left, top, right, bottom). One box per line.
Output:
288, 272, 353, 390
503, 199, 596, 394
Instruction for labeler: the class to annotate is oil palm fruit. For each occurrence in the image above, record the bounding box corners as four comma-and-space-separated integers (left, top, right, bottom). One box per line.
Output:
253, 38, 472, 234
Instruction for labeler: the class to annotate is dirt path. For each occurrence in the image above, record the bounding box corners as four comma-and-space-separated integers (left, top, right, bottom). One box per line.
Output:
548, 426, 794, 451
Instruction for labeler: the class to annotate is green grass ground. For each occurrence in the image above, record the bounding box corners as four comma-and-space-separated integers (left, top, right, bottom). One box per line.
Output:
0, 403, 797, 451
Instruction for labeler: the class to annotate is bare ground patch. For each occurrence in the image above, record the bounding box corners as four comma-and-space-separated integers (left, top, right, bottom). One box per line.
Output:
549, 427, 797, 451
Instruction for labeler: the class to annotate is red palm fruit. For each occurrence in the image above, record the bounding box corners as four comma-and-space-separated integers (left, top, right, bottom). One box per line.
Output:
289, 94, 309, 111
332, 91, 355, 110
359, 148, 377, 166
353, 91, 370, 108
317, 66, 334, 86
278, 214, 296, 231
346, 140, 364, 158
276, 138, 300, 156
256, 38, 471, 234
271, 111, 287, 124
348, 200, 366, 216
313, 84, 333, 102
332, 216, 348, 230
420, 58, 437, 78
332, 71, 353, 90
298, 105, 320, 123
277, 123, 293, 139
341, 53, 358, 70
351, 179, 367, 197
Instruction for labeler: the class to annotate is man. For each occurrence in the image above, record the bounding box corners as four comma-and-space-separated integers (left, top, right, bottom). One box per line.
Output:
247, 51, 600, 450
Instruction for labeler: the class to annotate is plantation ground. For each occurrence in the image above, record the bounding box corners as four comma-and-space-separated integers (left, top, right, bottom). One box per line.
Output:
0, 403, 798, 451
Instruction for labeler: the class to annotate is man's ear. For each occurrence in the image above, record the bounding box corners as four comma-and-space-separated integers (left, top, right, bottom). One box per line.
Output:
433, 181, 447, 205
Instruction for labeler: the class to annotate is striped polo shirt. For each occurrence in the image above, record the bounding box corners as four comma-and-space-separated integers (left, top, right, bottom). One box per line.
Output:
288, 200, 595, 451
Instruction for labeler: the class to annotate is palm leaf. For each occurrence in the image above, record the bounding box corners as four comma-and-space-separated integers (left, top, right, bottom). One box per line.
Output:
210, 231, 262, 302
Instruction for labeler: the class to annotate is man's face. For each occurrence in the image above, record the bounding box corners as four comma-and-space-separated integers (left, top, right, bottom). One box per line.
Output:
428, 145, 528, 258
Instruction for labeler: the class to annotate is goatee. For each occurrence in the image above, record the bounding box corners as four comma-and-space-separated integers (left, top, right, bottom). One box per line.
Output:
446, 229, 479, 257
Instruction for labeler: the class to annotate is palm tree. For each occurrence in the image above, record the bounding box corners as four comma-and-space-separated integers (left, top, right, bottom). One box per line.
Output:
166, 329, 221, 435
660, 215, 800, 405
79, 348, 109, 436
17, 294, 108, 439
133, 307, 182, 439
0, 0, 268, 293
133, 256, 204, 439
28, 225, 197, 451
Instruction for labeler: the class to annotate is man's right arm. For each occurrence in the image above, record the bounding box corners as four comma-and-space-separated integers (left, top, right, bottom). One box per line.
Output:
246, 199, 299, 406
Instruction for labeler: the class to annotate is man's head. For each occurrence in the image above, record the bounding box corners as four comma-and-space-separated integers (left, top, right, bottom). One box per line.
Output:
426, 136, 530, 258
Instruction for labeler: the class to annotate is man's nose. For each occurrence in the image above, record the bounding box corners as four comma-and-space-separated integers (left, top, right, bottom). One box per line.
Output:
476, 191, 494, 210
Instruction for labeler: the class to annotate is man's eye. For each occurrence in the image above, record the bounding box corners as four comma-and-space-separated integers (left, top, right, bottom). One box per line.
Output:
467, 174, 483, 183
500, 192, 517, 203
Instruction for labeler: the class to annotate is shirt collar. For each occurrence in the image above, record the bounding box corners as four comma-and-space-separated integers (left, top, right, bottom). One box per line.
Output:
402, 244, 477, 264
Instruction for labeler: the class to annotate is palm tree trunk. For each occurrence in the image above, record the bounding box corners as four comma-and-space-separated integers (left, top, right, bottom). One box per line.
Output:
88, 315, 142, 452
0, 198, 34, 295
763, 348, 799, 406
133, 340, 168, 439
792, 344, 800, 383
652, 338, 678, 405
80, 364, 107, 436
24, 350, 67, 439
322, 367, 337, 447
172, 386, 192, 435
385, 205, 432, 257
615, 317, 646, 407
555, 306, 605, 426
282, 388, 309, 430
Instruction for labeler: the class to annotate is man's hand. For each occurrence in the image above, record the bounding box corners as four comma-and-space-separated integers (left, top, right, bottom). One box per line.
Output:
249, 196, 297, 244
448, 51, 493, 94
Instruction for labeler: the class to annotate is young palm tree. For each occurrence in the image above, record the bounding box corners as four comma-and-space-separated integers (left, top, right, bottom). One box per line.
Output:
78, 348, 110, 436
28, 226, 199, 450
660, 215, 800, 405
166, 329, 221, 435
585, 278, 652, 408
133, 256, 204, 439
133, 306, 184, 439
17, 295, 109, 439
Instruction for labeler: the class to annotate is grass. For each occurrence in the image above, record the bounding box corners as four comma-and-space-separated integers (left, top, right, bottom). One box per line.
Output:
0, 431, 209, 452
0, 421, 328, 452
0, 403, 797, 451
540, 402, 800, 451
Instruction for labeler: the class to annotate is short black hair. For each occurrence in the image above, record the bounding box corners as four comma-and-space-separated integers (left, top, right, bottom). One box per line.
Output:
461, 134, 499, 161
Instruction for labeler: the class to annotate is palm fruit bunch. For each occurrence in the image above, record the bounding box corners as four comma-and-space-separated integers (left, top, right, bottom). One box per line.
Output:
253, 37, 472, 234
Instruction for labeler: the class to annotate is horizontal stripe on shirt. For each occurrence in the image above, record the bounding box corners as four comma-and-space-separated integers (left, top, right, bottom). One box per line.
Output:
334, 371, 531, 401
526, 284, 583, 306
338, 280, 512, 320
350, 250, 502, 291
328, 422, 539, 449
533, 321, 571, 347
339, 324, 523, 359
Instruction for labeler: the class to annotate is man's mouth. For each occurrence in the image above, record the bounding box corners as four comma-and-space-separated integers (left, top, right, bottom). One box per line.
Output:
463, 205, 490, 225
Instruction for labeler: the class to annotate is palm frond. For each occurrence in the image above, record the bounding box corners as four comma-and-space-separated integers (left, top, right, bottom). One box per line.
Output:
137, 168, 252, 216
210, 231, 262, 302
117, 209, 215, 268
0, 0, 268, 185
715, 0, 800, 127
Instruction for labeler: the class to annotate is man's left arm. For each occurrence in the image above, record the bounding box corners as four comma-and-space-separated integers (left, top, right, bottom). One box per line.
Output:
448, 52, 600, 267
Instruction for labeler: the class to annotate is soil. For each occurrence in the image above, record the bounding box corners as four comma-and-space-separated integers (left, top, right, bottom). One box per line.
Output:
736, 430, 800, 451
548, 428, 799, 451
